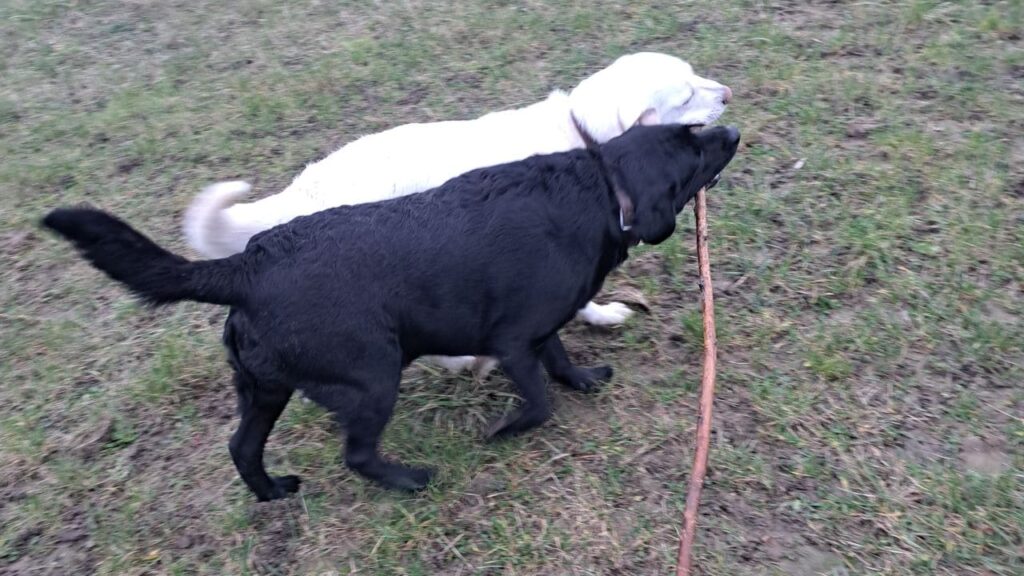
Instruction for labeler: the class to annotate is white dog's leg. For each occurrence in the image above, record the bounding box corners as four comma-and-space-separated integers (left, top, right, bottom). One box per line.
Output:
423, 355, 478, 372
576, 301, 634, 326
471, 356, 500, 380
421, 355, 499, 379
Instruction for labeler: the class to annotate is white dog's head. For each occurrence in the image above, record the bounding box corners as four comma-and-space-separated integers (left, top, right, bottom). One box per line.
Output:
568, 52, 732, 144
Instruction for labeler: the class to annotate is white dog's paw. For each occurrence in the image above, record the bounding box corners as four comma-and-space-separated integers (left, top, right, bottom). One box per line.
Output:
577, 301, 634, 326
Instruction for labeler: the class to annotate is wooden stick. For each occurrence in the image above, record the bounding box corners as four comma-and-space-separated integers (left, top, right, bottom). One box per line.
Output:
676, 187, 718, 576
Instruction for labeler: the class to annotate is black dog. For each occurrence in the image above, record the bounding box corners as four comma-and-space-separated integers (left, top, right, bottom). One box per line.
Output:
43, 124, 739, 500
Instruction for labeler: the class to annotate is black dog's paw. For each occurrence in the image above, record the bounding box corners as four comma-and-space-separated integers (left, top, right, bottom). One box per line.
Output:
257, 475, 302, 502
403, 467, 434, 491
273, 474, 302, 494
485, 410, 523, 441
349, 457, 434, 492
562, 365, 613, 393
485, 406, 550, 441
379, 464, 434, 492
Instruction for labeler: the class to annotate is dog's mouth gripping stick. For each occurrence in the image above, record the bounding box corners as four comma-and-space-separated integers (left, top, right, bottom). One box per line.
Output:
675, 186, 718, 576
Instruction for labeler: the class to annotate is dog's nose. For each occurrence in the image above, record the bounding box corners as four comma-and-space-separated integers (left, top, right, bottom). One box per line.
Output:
721, 86, 733, 105
724, 126, 740, 145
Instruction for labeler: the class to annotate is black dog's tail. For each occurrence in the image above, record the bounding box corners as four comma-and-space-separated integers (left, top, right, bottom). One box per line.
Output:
42, 207, 245, 307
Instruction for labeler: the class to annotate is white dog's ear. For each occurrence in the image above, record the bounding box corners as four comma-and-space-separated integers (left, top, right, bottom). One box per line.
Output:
619, 101, 656, 131
618, 83, 693, 129
633, 108, 660, 127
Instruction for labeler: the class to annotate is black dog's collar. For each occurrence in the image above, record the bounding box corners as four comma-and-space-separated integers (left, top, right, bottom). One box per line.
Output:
571, 112, 635, 235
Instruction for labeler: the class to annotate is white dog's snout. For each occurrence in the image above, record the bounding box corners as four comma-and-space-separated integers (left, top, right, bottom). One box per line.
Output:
721, 85, 733, 104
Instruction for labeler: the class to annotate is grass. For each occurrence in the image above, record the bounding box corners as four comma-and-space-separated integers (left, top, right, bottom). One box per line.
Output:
1, 0, 1022, 574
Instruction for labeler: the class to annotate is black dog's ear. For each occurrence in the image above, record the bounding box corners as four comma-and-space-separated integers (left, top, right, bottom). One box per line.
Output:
630, 183, 677, 245
611, 136, 698, 245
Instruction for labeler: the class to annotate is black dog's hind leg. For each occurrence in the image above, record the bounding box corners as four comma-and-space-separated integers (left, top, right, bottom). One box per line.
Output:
487, 353, 553, 440
540, 333, 613, 393
229, 376, 297, 502
307, 361, 433, 492
343, 385, 434, 492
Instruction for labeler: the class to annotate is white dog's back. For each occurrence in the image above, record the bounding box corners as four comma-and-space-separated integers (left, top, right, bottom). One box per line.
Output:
186, 94, 577, 258
292, 94, 577, 208
183, 52, 731, 259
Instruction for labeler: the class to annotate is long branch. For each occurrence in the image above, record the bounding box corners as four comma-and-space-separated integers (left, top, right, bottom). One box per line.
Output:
676, 187, 719, 576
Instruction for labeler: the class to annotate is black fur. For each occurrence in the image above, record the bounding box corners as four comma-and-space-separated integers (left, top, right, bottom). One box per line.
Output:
42, 208, 242, 306
42, 124, 739, 500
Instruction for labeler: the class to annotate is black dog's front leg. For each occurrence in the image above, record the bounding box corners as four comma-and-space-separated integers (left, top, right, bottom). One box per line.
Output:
540, 334, 613, 393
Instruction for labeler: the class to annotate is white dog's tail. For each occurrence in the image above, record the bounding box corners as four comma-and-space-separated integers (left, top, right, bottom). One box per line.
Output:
183, 181, 255, 258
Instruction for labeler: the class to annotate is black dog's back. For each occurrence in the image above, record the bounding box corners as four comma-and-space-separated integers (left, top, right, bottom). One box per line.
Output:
235, 149, 620, 359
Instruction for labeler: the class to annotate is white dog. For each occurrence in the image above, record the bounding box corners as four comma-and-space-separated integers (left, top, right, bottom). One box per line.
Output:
184, 52, 731, 372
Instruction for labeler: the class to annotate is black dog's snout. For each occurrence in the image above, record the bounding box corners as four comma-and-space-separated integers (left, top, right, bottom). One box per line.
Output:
705, 174, 721, 190
723, 126, 740, 146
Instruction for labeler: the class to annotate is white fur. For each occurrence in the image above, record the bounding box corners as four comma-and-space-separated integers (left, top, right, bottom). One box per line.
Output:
183, 52, 731, 373
575, 301, 635, 326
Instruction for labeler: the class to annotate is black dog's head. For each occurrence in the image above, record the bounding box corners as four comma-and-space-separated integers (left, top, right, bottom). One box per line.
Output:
602, 124, 740, 245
